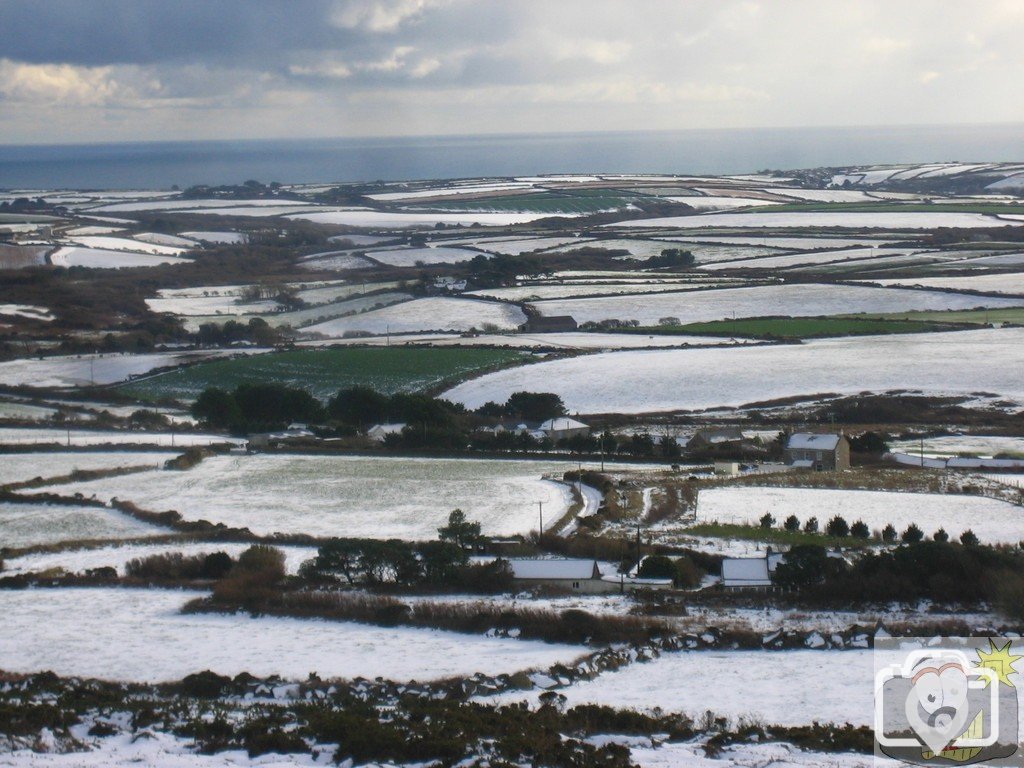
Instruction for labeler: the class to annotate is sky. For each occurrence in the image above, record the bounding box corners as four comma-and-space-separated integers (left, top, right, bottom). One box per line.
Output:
1, 0, 1023, 145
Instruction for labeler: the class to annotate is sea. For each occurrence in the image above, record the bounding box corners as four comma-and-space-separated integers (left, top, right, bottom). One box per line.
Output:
0, 123, 1022, 190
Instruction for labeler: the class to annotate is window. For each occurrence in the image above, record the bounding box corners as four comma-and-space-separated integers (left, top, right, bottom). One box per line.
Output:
572, 581, 580, 589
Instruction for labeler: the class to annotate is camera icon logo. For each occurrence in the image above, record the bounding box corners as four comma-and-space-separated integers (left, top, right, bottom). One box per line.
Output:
875, 639, 1021, 766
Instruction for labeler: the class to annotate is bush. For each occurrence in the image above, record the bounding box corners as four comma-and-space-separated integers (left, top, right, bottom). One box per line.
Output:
783, 515, 800, 532
881, 524, 898, 543
933, 528, 949, 543
825, 516, 849, 538
902, 524, 924, 543
672, 556, 704, 588
803, 517, 819, 534
638, 555, 676, 579
759, 513, 775, 529
126, 551, 236, 581
773, 545, 833, 589
850, 520, 870, 539
961, 529, 980, 546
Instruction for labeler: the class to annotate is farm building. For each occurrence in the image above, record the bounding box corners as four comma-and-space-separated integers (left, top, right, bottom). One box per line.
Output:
538, 416, 590, 441
367, 423, 406, 442
482, 417, 590, 442
506, 558, 616, 593
686, 427, 747, 450
784, 432, 850, 471
519, 315, 578, 333
721, 551, 785, 589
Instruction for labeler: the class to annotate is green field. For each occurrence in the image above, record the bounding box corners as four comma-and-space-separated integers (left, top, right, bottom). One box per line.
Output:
119, 347, 532, 402
407, 190, 655, 214
859, 307, 1024, 325
624, 315, 961, 340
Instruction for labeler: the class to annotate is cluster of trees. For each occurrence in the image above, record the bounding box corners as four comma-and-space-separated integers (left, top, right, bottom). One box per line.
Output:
192, 383, 324, 432
635, 554, 704, 588
328, 386, 461, 430
180, 180, 285, 200
774, 540, 1022, 613
299, 511, 512, 590
758, 512, 978, 545
476, 392, 566, 422
645, 248, 696, 268
194, 318, 282, 347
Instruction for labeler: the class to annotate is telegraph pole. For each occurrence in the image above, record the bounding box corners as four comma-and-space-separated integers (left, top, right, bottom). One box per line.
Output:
537, 501, 544, 536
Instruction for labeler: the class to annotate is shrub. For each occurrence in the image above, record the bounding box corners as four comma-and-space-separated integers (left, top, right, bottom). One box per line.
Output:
961, 529, 980, 546
825, 516, 849, 538
237, 545, 287, 580
758, 513, 775, 529
672, 556, 704, 589
773, 545, 832, 589
933, 528, 950, 543
126, 551, 235, 581
803, 517, 819, 533
638, 555, 676, 579
850, 520, 870, 539
881, 524, 898, 543
902, 524, 924, 543
783, 515, 800, 532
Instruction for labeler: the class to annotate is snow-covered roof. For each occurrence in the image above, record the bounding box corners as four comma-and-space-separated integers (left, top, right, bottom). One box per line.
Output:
368, 422, 406, 434
539, 417, 589, 432
721, 557, 771, 586
507, 558, 600, 580
787, 433, 841, 451
791, 459, 815, 468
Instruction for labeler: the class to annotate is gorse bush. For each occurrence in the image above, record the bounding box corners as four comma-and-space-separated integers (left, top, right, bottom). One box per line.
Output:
126, 551, 235, 581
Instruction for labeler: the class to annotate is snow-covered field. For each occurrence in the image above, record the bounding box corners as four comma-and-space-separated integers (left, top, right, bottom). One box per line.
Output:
699, 246, 923, 271
444, 327, 1024, 413
178, 230, 247, 244
34, 454, 579, 538
0, 428, 242, 447
301, 331, 751, 350
367, 181, 535, 200
0, 451, 175, 486
770, 188, 878, 202
888, 434, 1024, 459
67, 235, 188, 256
0, 303, 53, 321
0, 588, 585, 683
0, 501, 167, 548
0, 350, 264, 388
657, 235, 892, 250
303, 297, 526, 336
86, 198, 317, 213
4, 541, 316, 577
469, 282, 732, 301
367, 246, 486, 266
865, 274, 1024, 295
529, 283, 1022, 325
299, 251, 377, 271
288, 210, 562, 228
696, 486, 1024, 543
666, 195, 781, 209
491, 650, 873, 727
49, 246, 191, 268
619, 211, 1024, 229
